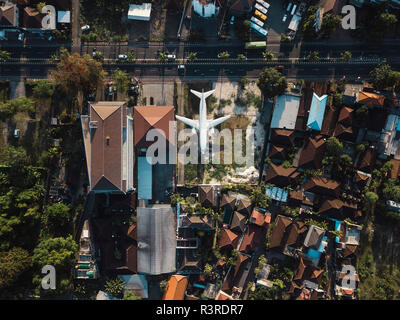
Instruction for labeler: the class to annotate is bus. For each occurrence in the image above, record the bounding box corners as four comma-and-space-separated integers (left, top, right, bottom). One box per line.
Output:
251, 16, 264, 27
245, 41, 267, 49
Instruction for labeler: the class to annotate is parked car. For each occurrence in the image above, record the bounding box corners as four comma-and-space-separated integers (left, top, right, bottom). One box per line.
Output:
118, 54, 127, 60
167, 54, 176, 61
254, 9, 267, 21
255, 3, 268, 14
282, 14, 288, 22
230, 16, 235, 24
13, 129, 20, 139
81, 25, 90, 31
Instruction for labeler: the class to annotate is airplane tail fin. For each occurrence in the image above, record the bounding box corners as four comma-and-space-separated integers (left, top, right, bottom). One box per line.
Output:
190, 89, 215, 100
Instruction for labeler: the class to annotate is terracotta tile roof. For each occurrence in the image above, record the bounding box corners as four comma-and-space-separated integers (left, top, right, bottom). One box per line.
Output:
83, 102, 127, 193
269, 215, 292, 251
134, 106, 174, 149
163, 275, 188, 300
357, 91, 385, 107
239, 224, 264, 254
218, 228, 240, 250
198, 185, 217, 208
220, 194, 236, 211
304, 176, 340, 197
338, 106, 353, 127
236, 199, 252, 216
298, 136, 326, 169
0, 4, 16, 26
285, 221, 308, 248
230, 211, 246, 233
359, 148, 376, 173
270, 129, 295, 146
265, 163, 300, 187
334, 123, 353, 141
390, 159, 400, 180
268, 145, 287, 161
289, 189, 314, 207
250, 209, 270, 227
344, 244, 358, 257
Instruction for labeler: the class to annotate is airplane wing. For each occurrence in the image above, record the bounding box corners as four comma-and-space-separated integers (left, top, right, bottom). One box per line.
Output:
190, 89, 215, 100
176, 115, 199, 130
207, 115, 231, 129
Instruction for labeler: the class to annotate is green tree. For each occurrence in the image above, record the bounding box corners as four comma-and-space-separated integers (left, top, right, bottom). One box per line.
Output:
42, 203, 71, 234
379, 13, 398, 30
364, 191, 379, 214
326, 137, 343, 157
187, 52, 198, 62
302, 6, 318, 40
320, 14, 342, 38
33, 236, 78, 272
204, 263, 213, 276
250, 184, 270, 208
92, 51, 103, 62
306, 51, 320, 62
104, 277, 125, 298
370, 61, 400, 91
234, 19, 251, 42
127, 52, 135, 62
257, 67, 287, 98
123, 290, 142, 300
32, 80, 54, 99
340, 51, 352, 62
218, 51, 230, 60
36, 2, 46, 12
355, 105, 369, 126
262, 50, 274, 61
0, 247, 32, 289
158, 52, 167, 62
237, 53, 246, 61
113, 68, 129, 95
0, 50, 11, 62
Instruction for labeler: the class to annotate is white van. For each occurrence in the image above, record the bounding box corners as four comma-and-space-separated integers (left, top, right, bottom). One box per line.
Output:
291, 4, 297, 16
286, 3, 292, 12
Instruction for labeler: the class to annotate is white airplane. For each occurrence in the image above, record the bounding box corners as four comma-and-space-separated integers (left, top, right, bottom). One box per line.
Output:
176, 89, 231, 155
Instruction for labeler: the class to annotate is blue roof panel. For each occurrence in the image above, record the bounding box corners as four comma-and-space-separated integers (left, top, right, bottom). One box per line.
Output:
307, 93, 328, 131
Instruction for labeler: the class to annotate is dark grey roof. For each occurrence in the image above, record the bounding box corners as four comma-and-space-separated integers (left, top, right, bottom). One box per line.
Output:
137, 205, 176, 275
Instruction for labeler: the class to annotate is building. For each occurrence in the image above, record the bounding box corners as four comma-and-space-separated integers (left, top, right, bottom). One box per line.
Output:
134, 105, 175, 201
298, 136, 326, 169
0, 2, 18, 27
193, 0, 223, 17
137, 205, 176, 275
81, 102, 134, 194
271, 94, 301, 130
304, 176, 341, 197
265, 163, 300, 187
128, 3, 152, 21
307, 93, 328, 131
163, 275, 188, 300
357, 91, 385, 108
22, 7, 44, 29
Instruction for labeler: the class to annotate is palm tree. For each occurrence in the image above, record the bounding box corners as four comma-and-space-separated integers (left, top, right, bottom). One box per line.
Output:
340, 51, 352, 62
0, 50, 11, 62
187, 52, 198, 62
158, 52, 167, 63
92, 51, 103, 62
237, 54, 246, 61
306, 51, 320, 62
127, 52, 135, 63
218, 51, 230, 60
262, 50, 274, 61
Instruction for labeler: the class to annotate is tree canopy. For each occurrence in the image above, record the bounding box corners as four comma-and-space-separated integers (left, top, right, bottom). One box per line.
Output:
257, 67, 287, 98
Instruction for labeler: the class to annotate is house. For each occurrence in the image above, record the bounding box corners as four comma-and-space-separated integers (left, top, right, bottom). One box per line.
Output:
92, 218, 137, 274
334, 123, 353, 141
337, 106, 354, 127
271, 94, 301, 130
270, 129, 295, 147
198, 185, 218, 208
119, 274, 149, 299
181, 215, 215, 230
390, 159, 400, 179
339, 222, 362, 246
304, 176, 341, 197
265, 163, 300, 187
163, 275, 188, 300
250, 209, 270, 227
358, 147, 376, 173
268, 215, 293, 252
229, 0, 255, 17
22, 7, 44, 29
298, 136, 326, 169
318, 199, 360, 220
134, 105, 175, 201
0, 2, 18, 27
137, 205, 176, 275
307, 93, 328, 131
193, 0, 223, 17
220, 194, 236, 213
357, 91, 385, 108
236, 198, 252, 216
265, 186, 289, 203
268, 144, 287, 161
178, 250, 202, 274
218, 228, 240, 250
128, 3, 152, 21
289, 189, 315, 209
304, 225, 326, 251
285, 220, 308, 250
239, 224, 264, 254
230, 211, 246, 233
221, 253, 251, 297
81, 102, 134, 194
